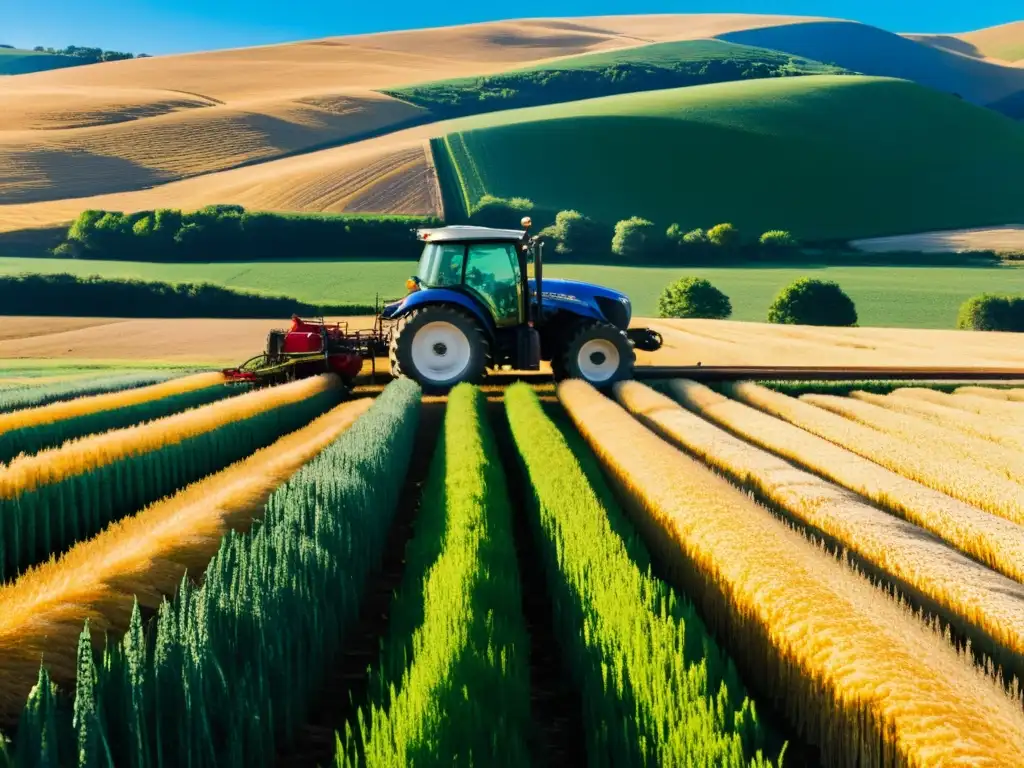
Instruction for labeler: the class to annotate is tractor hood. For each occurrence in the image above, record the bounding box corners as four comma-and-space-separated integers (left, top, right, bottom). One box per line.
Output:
529, 278, 633, 329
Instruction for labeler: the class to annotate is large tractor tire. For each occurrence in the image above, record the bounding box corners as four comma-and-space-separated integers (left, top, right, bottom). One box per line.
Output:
557, 321, 635, 387
389, 305, 489, 394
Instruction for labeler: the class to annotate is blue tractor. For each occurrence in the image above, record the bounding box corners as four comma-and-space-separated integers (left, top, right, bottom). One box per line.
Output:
381, 217, 663, 393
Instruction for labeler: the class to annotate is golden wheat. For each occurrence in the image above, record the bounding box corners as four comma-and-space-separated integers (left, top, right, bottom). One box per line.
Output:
954, 386, 1024, 403
849, 390, 1024, 453
0, 373, 339, 499
729, 382, 1024, 525
891, 387, 1024, 423
557, 379, 1024, 767
802, 393, 1024, 486
667, 379, 1024, 585
0, 396, 371, 718
0, 371, 226, 435
616, 381, 1024, 673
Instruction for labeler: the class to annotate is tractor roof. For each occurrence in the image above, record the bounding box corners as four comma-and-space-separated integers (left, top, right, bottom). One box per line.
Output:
416, 225, 526, 243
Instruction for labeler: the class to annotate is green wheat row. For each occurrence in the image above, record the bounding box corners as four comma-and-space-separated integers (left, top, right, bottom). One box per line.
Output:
503, 383, 785, 766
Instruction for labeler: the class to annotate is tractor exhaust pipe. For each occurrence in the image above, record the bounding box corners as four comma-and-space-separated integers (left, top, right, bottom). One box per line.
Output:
521, 216, 542, 326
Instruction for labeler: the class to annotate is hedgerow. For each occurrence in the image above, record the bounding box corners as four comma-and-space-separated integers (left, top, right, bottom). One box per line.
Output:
61, 206, 440, 262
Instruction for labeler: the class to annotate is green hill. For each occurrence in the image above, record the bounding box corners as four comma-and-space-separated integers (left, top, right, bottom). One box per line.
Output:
386, 39, 849, 119
0, 47, 83, 75
431, 75, 1024, 242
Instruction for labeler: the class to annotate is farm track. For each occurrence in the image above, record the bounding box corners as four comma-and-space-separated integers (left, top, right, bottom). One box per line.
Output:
274, 400, 444, 768
488, 397, 588, 767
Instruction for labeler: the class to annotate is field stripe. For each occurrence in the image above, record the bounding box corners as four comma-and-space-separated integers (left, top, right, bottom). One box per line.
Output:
955, 385, 1024, 402
0, 373, 336, 498
0, 397, 372, 722
802, 393, 1024, 485
0, 370, 184, 413
504, 383, 781, 765
0, 371, 224, 432
895, 387, 1024, 421
0, 372, 237, 464
617, 380, 1024, 682
849, 390, 1024, 453
0, 374, 342, 580
558, 378, 1024, 767
667, 379, 1024, 585
339, 383, 531, 765
729, 382, 1024, 525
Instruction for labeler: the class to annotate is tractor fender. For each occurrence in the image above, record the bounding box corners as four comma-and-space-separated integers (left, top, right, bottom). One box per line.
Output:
386, 288, 497, 339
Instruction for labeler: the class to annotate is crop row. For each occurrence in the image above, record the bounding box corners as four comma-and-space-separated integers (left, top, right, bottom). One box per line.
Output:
5, 377, 421, 765
0, 373, 341, 581
0, 371, 185, 414
729, 382, 1024, 524
557, 379, 1024, 767
337, 383, 530, 765
2, 374, 1024, 767
0, 371, 236, 465
503, 383, 780, 766
619, 380, 1024, 683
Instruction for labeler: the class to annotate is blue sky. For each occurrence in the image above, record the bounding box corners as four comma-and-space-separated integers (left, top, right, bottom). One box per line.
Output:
4, 1, 1021, 56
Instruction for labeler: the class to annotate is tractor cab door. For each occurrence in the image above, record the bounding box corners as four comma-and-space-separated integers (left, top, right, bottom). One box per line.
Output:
463, 242, 523, 327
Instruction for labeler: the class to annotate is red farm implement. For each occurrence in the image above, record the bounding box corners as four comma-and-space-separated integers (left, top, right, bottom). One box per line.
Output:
222, 314, 392, 387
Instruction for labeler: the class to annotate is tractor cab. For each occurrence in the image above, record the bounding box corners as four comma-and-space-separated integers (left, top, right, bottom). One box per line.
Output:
381, 217, 662, 393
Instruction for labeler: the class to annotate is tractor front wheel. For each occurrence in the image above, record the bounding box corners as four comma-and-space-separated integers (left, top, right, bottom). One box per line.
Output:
389, 306, 489, 394
557, 321, 635, 387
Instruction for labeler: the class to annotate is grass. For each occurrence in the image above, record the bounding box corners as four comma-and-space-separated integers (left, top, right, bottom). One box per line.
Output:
3, 256, 1022, 328
431, 75, 1024, 242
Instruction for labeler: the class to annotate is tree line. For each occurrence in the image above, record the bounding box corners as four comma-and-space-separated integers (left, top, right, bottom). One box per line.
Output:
0, 44, 150, 61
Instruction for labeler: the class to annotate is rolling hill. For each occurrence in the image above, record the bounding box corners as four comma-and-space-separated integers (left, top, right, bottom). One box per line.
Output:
0, 48, 82, 76
909, 22, 1024, 65
431, 75, 1024, 242
387, 39, 849, 118
2, 12, 1023, 246
721, 20, 1024, 110
0, 14, 825, 211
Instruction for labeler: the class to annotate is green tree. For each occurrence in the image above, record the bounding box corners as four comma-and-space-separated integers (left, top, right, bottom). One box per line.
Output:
552, 210, 605, 256
611, 216, 657, 259
657, 277, 732, 319
759, 230, 798, 252
469, 195, 533, 228
707, 223, 740, 250
957, 294, 1024, 331
768, 278, 858, 326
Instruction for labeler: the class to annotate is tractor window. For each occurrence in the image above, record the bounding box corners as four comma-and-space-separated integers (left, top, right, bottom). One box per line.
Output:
417, 243, 465, 288
464, 243, 522, 326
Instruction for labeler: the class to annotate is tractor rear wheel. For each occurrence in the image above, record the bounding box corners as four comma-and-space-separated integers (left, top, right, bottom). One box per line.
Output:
557, 321, 635, 387
389, 305, 489, 394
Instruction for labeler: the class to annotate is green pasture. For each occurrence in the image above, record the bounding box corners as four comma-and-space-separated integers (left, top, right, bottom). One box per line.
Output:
433, 75, 1024, 242
4, 256, 1023, 329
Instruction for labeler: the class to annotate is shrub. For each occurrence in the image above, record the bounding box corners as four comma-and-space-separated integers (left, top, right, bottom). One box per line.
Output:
760, 230, 798, 251
611, 216, 657, 259
707, 222, 740, 250
468, 195, 533, 228
767, 278, 858, 326
657, 277, 732, 319
551, 209, 606, 256
957, 294, 1024, 331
